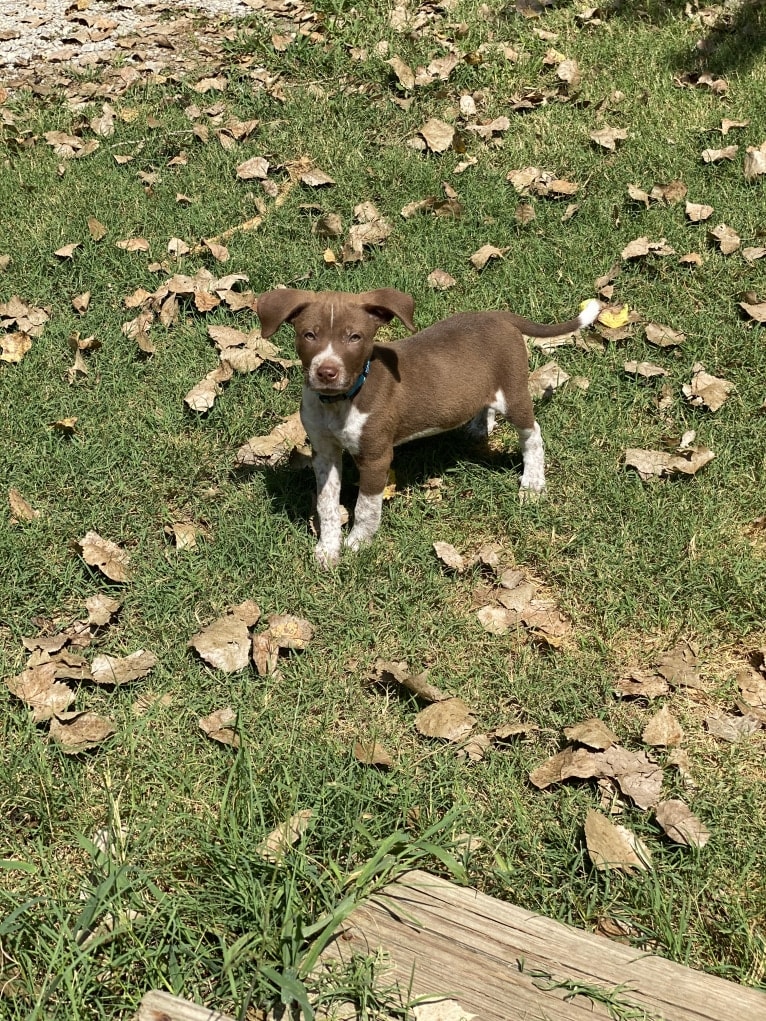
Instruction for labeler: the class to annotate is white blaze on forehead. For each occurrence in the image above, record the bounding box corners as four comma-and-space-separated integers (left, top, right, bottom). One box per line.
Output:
329, 302, 334, 329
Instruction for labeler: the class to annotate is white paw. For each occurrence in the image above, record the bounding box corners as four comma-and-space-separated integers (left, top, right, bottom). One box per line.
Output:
315, 542, 340, 569
519, 482, 546, 504
344, 528, 372, 551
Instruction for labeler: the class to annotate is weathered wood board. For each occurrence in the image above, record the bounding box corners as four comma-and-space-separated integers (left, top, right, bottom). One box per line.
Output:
137, 870, 765, 1021
135, 989, 236, 1021
325, 869, 766, 1021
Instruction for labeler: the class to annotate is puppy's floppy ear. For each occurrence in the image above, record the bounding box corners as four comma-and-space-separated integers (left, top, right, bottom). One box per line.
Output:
256, 289, 314, 338
358, 288, 416, 334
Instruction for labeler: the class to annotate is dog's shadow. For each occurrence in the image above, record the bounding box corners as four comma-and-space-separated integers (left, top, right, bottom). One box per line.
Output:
236, 426, 525, 532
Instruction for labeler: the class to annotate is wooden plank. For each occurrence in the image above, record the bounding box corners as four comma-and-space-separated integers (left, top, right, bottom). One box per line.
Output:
135, 990, 236, 1021
325, 870, 766, 1021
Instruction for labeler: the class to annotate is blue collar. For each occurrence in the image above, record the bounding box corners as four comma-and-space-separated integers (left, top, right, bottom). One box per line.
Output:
318, 359, 371, 404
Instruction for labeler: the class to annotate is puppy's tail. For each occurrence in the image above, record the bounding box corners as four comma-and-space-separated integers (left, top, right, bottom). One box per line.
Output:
505, 298, 601, 338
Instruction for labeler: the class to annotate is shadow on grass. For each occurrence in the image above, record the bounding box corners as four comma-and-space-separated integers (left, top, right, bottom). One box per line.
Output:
233, 429, 525, 531
611, 0, 766, 73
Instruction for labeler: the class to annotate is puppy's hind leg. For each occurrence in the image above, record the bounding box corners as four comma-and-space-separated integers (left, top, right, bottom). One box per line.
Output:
465, 406, 497, 441
516, 421, 546, 499
504, 388, 546, 499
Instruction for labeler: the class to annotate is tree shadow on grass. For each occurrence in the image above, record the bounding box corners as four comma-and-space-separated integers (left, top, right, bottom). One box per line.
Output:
611, 0, 766, 74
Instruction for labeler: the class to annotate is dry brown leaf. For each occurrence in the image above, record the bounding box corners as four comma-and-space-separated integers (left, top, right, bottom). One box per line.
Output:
342, 203, 393, 264
90, 650, 157, 686
189, 614, 251, 673
655, 799, 710, 848
564, 718, 618, 750
419, 118, 455, 153
738, 663, 766, 711
76, 531, 131, 583
300, 168, 336, 188
456, 733, 491, 763
590, 126, 628, 151
87, 216, 107, 240
115, 237, 150, 253
387, 55, 415, 90
614, 672, 670, 699
6, 663, 76, 722
256, 809, 314, 863
235, 412, 309, 467
656, 645, 705, 690
184, 362, 234, 412
624, 361, 669, 379
166, 521, 199, 550
264, 614, 314, 651
528, 360, 570, 398
72, 292, 91, 315
54, 242, 80, 259
490, 721, 539, 743
122, 310, 155, 354
1, 332, 32, 364
252, 633, 279, 676
708, 223, 740, 255
705, 712, 761, 742
85, 594, 121, 627
433, 541, 466, 573
371, 660, 449, 703
9, 487, 40, 523
313, 212, 343, 238
739, 298, 766, 323
742, 247, 766, 264
682, 362, 734, 412
645, 322, 686, 348
585, 810, 651, 873
427, 269, 457, 290
414, 698, 476, 743
49, 711, 116, 753
531, 745, 663, 808
236, 156, 270, 180
642, 705, 684, 748
702, 144, 738, 163
685, 201, 714, 223
199, 707, 240, 748
624, 445, 715, 481
475, 605, 513, 635
469, 244, 507, 271
621, 236, 676, 260
353, 740, 394, 769
744, 141, 766, 181
721, 118, 749, 135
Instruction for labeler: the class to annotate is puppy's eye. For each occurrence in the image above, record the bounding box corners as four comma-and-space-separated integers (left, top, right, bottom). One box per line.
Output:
303, 331, 316, 342
348, 333, 362, 343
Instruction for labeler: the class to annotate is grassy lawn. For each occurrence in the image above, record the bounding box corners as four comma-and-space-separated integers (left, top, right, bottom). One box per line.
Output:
1, 0, 765, 1018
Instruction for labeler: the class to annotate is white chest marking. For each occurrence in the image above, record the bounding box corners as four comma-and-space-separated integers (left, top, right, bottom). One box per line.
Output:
302, 389, 369, 456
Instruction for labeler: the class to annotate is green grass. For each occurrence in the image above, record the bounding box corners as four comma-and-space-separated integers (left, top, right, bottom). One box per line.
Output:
1, 1, 766, 1018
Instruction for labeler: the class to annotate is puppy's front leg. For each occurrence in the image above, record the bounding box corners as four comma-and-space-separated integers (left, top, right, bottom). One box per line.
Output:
346, 452, 392, 551
311, 439, 344, 568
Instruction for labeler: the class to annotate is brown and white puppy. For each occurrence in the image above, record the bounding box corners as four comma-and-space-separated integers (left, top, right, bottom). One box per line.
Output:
257, 288, 600, 568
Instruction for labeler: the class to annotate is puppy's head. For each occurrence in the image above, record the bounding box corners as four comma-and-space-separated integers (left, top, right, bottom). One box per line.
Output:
257, 288, 415, 396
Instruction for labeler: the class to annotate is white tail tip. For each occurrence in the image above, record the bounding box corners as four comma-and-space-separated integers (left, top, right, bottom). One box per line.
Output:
577, 299, 601, 328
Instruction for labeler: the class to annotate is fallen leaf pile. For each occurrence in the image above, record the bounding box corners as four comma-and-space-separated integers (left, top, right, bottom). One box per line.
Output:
3, 592, 157, 753
433, 541, 572, 649
531, 706, 712, 869
0, 296, 50, 365
360, 657, 537, 768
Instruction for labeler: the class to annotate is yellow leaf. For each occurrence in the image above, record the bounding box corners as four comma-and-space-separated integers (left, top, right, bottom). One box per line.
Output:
598, 304, 630, 328
383, 469, 397, 500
